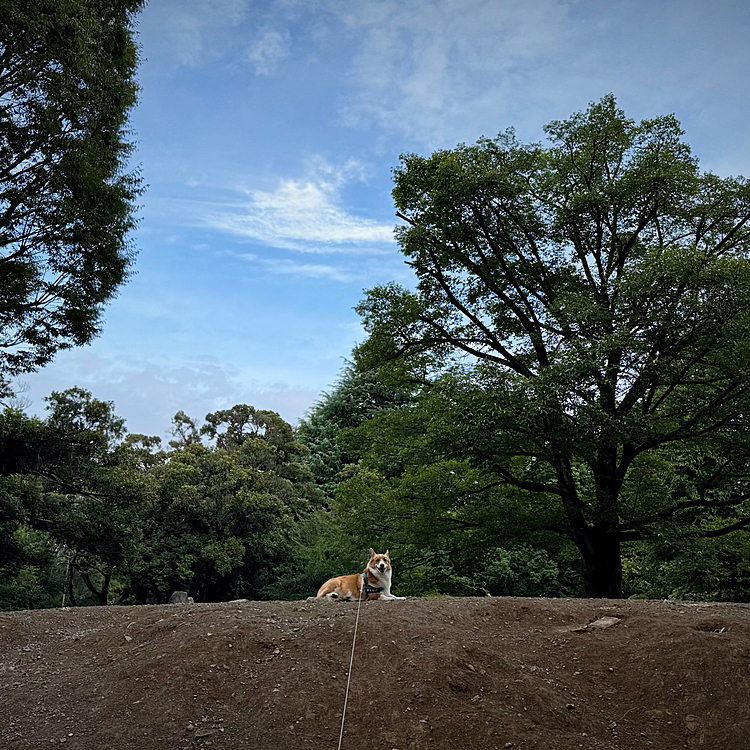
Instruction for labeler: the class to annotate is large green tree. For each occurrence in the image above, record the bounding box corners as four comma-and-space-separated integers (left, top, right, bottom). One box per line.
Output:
0, 388, 155, 608
0, 0, 143, 376
129, 406, 320, 603
356, 96, 750, 598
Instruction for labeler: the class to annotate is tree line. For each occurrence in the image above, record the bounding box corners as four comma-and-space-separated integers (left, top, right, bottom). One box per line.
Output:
4, 356, 748, 610
2, 3, 750, 606
0, 392, 324, 608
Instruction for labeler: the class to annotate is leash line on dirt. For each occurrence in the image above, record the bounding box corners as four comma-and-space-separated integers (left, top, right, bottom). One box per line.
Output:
337, 577, 365, 750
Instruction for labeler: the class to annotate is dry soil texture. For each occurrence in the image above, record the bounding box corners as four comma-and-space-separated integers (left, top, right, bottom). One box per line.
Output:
1, 596, 749, 750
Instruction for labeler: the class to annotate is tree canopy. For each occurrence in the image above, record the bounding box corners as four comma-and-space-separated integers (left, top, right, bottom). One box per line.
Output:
296, 366, 414, 500
0, 392, 320, 609
355, 95, 750, 597
0, 0, 144, 376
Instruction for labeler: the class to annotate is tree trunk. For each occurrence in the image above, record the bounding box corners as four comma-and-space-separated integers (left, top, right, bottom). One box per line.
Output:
551, 449, 624, 598
197, 560, 215, 603
583, 444, 625, 598
581, 520, 622, 598
99, 572, 111, 606
67, 573, 78, 607
78, 568, 111, 605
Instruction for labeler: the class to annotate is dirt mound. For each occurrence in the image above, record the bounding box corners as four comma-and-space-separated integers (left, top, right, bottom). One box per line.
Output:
1, 596, 749, 749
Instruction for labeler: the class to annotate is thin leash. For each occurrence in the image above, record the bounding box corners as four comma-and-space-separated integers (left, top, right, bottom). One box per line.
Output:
337, 575, 365, 750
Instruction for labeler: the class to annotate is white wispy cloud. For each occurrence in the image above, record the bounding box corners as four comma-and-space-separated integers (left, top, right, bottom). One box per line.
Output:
248, 27, 291, 75
203, 158, 395, 252
333, 0, 579, 143
251, 257, 357, 283
316, 0, 750, 155
230, 247, 413, 285
139, 0, 250, 68
139, 0, 577, 140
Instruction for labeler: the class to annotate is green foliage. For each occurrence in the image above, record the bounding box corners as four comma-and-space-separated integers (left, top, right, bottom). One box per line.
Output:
326, 372, 580, 596
0, 389, 156, 607
259, 508, 366, 601
624, 523, 750, 602
0, 525, 63, 610
353, 95, 750, 598
151, 441, 295, 601
0, 565, 50, 611
0, 0, 144, 374
127, 406, 319, 603
475, 546, 567, 597
0, 394, 325, 609
1, 378, 747, 606
296, 366, 413, 500
0, 389, 147, 607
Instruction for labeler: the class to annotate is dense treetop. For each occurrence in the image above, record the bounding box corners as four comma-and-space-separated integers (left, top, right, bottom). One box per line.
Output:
0, 0, 144, 376
355, 96, 750, 596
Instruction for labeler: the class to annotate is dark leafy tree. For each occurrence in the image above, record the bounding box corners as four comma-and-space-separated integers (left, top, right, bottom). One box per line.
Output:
0, 396, 327, 609
0, 388, 156, 608
37, 389, 154, 605
0, 0, 144, 376
168, 410, 201, 449
356, 96, 750, 597
129, 407, 319, 603
296, 366, 413, 499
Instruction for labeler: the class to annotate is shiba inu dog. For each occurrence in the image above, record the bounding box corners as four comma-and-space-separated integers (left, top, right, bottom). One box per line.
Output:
316, 549, 405, 601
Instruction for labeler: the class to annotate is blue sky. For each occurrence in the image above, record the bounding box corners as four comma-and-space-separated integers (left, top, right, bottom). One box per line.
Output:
18, 0, 750, 439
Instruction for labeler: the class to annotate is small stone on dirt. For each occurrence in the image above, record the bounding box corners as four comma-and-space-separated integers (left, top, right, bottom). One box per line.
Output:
588, 616, 621, 629
685, 715, 701, 733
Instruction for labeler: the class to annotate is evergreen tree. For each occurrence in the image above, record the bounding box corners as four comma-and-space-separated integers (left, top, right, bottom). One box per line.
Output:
0, 0, 144, 376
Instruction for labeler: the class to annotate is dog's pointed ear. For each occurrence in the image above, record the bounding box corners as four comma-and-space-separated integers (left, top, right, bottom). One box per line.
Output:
385, 549, 390, 557
368, 547, 375, 558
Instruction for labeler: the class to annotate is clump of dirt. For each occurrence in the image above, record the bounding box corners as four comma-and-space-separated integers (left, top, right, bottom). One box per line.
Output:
1, 596, 749, 749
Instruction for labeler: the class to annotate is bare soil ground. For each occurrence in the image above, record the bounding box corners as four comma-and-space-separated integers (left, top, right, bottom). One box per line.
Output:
1, 596, 749, 750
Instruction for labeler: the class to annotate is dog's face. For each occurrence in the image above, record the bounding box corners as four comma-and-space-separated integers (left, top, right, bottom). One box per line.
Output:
368, 548, 391, 574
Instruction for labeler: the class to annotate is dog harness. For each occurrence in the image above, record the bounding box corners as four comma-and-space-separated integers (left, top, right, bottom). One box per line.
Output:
362, 572, 383, 596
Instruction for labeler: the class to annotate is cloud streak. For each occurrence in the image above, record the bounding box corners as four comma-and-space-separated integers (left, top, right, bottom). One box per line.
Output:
203, 159, 396, 252
329, 0, 578, 143
243, 256, 358, 283
248, 27, 291, 75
